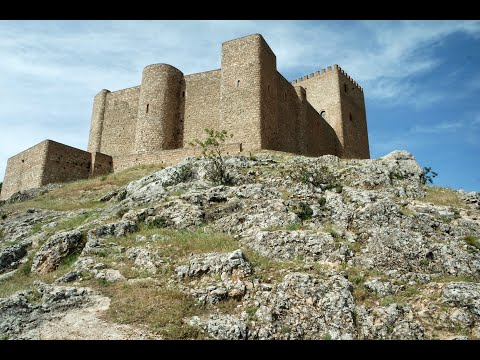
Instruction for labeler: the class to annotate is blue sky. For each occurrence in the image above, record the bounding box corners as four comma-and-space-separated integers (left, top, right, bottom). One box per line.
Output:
0, 20, 479, 191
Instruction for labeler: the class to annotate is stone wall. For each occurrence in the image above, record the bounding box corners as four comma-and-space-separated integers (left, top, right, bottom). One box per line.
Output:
293, 65, 370, 159
183, 70, 221, 146
91, 152, 113, 177
112, 143, 243, 172
100, 86, 140, 157
1, 141, 113, 200
220, 34, 266, 151
41, 141, 93, 186
0, 141, 49, 200
337, 69, 370, 159
135, 64, 184, 152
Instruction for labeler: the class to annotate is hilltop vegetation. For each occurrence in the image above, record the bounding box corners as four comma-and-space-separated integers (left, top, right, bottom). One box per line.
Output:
0, 150, 479, 340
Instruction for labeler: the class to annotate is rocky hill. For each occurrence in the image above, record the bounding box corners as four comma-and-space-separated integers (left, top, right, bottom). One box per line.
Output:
0, 150, 479, 340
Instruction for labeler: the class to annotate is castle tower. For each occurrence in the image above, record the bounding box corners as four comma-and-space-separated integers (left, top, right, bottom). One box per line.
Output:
134, 64, 184, 153
87, 89, 110, 153
293, 65, 370, 159
220, 34, 277, 151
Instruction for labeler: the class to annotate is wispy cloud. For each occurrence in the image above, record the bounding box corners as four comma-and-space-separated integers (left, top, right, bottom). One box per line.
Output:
0, 20, 479, 184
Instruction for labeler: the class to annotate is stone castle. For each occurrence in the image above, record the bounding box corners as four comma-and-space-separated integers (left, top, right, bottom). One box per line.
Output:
0, 33, 370, 200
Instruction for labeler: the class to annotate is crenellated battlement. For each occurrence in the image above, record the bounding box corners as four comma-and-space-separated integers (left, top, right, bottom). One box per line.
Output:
291, 64, 363, 92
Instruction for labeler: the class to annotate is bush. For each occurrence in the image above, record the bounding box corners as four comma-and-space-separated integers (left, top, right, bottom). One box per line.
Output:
420, 166, 438, 185
190, 129, 234, 185
290, 163, 340, 190
292, 202, 313, 222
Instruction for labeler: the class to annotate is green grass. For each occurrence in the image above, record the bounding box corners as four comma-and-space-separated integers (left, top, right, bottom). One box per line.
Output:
98, 281, 206, 339
400, 206, 416, 217
2, 163, 164, 212
421, 187, 466, 209
464, 235, 480, 250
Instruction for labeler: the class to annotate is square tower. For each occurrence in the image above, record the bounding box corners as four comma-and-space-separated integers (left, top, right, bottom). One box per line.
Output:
294, 65, 370, 159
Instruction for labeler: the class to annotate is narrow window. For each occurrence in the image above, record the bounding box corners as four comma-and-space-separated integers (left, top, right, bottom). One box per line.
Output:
284, 92, 287, 100
146, 104, 149, 113
349, 113, 353, 121
344, 83, 348, 93
236, 80, 240, 88
267, 84, 270, 93
182, 91, 185, 98
321, 111, 326, 119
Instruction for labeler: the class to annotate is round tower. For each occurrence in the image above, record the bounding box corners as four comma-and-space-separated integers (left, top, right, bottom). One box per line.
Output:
135, 64, 184, 153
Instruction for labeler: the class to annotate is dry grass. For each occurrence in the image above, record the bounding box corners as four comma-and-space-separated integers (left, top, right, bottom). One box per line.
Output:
420, 186, 466, 209
2, 163, 164, 213
97, 281, 205, 339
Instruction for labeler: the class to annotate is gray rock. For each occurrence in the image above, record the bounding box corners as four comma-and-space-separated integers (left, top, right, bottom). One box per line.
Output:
94, 220, 138, 238
31, 230, 83, 274
176, 249, 252, 278
55, 271, 81, 284
356, 303, 425, 339
0, 242, 29, 274
94, 269, 125, 282
245, 272, 357, 340
189, 314, 248, 340
0, 281, 91, 338
126, 247, 160, 274
247, 230, 347, 263
442, 282, 480, 318
364, 279, 402, 297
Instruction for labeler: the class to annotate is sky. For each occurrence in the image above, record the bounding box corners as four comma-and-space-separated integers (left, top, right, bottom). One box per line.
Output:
0, 20, 479, 192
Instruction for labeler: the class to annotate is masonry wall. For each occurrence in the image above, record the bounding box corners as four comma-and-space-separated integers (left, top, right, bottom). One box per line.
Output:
272, 73, 301, 153
100, 86, 140, 157
183, 69, 221, 146
0, 141, 49, 200
1, 140, 113, 200
112, 143, 242, 172
41, 141, 94, 185
91, 152, 113, 177
337, 69, 370, 159
293, 67, 344, 155
87, 89, 110, 153
220, 34, 266, 151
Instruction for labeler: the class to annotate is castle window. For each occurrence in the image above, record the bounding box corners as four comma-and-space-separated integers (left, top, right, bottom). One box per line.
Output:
284, 92, 287, 100
21, 159, 25, 163
146, 104, 149, 113
349, 113, 353, 121
268, 84, 270, 93
236, 80, 240, 88
344, 83, 348, 93
182, 91, 185, 98
321, 111, 326, 119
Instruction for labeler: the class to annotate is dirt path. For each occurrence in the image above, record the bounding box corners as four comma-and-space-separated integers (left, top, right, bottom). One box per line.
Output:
20, 294, 160, 340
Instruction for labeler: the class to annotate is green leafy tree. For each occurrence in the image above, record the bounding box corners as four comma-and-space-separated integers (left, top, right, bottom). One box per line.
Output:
420, 166, 438, 185
190, 129, 234, 185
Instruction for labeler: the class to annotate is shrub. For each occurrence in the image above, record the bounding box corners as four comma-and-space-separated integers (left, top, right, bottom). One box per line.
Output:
190, 129, 234, 185
290, 163, 340, 190
293, 202, 313, 222
420, 166, 438, 185
464, 235, 480, 250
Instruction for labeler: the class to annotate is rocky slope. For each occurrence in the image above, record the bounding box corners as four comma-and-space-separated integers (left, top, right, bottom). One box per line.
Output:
0, 150, 479, 340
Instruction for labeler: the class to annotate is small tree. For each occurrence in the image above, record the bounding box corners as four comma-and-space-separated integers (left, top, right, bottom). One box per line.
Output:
190, 129, 234, 185
420, 166, 438, 185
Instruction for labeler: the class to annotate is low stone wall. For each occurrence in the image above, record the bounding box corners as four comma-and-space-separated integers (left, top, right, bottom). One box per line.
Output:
1, 140, 113, 200
112, 143, 243, 172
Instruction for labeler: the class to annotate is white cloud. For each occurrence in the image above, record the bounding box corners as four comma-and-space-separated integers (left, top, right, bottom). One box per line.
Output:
0, 20, 479, 182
